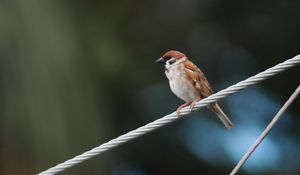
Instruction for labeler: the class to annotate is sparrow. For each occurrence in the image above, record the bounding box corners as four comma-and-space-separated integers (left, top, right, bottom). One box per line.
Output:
156, 50, 233, 129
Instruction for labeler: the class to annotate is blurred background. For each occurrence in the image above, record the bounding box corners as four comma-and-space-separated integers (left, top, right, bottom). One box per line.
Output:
0, 0, 300, 174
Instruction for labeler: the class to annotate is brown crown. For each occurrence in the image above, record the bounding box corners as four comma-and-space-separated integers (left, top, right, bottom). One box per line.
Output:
162, 50, 186, 60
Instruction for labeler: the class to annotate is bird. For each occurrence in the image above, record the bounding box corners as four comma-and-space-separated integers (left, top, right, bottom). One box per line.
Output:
156, 50, 233, 129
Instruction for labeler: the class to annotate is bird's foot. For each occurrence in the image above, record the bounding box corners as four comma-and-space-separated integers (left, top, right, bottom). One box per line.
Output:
176, 102, 191, 117
190, 98, 201, 111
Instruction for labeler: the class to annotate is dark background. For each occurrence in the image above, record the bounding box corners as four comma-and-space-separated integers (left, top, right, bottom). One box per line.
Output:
0, 0, 300, 174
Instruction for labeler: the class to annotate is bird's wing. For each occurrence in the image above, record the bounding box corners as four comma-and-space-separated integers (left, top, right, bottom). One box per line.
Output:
183, 60, 213, 98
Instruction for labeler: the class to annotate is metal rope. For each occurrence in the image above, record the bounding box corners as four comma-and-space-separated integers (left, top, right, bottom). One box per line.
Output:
39, 54, 300, 175
230, 84, 300, 175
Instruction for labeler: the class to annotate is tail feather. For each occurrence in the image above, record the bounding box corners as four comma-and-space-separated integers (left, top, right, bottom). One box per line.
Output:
209, 103, 233, 129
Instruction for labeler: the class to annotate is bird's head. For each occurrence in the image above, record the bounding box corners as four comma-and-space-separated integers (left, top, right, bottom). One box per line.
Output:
156, 50, 187, 65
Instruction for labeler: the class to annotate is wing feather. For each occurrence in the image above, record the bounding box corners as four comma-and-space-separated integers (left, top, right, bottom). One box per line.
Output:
183, 60, 213, 98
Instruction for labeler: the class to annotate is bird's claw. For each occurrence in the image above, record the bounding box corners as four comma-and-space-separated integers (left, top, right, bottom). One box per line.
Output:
190, 98, 201, 111
176, 102, 191, 117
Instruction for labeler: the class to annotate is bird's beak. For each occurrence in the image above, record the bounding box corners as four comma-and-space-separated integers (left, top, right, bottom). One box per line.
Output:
155, 57, 166, 64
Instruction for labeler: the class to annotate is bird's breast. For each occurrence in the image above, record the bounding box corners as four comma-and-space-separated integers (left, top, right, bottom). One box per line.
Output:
165, 65, 200, 102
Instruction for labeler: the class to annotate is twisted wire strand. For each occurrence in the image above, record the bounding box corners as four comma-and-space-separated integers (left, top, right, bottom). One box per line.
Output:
39, 55, 300, 175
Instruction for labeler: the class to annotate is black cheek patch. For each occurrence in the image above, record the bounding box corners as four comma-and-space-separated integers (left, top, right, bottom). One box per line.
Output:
169, 59, 176, 64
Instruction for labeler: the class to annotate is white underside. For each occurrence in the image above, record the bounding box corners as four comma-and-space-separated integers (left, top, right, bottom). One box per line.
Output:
165, 63, 200, 103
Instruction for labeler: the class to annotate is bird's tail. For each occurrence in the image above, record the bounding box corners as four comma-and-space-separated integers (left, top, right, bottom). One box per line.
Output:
209, 103, 233, 129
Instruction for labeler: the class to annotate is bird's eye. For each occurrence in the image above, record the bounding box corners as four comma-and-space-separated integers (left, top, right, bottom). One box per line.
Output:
163, 55, 171, 60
